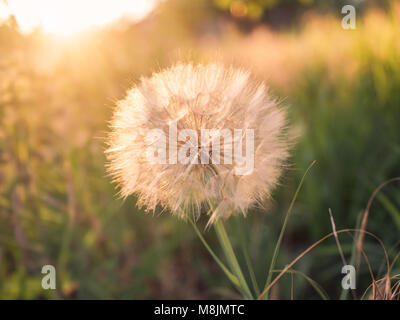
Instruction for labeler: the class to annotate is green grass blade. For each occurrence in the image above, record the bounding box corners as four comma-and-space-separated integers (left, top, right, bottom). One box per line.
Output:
261, 160, 316, 300
339, 210, 363, 300
233, 216, 260, 296
214, 220, 254, 299
376, 192, 400, 229
272, 269, 329, 300
188, 218, 240, 288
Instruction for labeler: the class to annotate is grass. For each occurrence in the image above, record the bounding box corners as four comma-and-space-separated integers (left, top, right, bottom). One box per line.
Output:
0, 0, 400, 299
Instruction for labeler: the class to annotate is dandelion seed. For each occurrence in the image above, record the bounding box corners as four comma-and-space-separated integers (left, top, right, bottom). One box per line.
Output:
106, 63, 290, 224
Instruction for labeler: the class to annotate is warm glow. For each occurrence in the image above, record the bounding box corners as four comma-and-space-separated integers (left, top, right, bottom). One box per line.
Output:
1, 0, 157, 35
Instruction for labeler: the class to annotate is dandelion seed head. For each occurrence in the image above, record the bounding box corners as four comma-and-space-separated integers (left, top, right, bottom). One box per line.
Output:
106, 63, 290, 224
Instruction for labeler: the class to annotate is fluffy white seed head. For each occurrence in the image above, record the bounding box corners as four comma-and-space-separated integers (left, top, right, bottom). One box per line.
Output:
106, 63, 290, 224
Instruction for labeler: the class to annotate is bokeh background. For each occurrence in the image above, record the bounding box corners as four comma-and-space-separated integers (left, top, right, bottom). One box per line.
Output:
0, 0, 399, 299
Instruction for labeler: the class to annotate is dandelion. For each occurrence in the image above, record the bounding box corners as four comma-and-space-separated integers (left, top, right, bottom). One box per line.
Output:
106, 63, 289, 225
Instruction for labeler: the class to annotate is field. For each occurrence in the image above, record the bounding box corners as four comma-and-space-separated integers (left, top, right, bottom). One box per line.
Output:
0, 0, 399, 299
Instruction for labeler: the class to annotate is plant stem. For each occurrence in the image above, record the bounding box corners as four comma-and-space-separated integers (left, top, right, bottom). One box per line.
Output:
189, 218, 240, 288
339, 210, 363, 300
234, 216, 260, 295
214, 220, 253, 299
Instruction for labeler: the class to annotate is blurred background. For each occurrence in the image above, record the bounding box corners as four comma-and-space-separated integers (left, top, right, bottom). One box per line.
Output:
0, 0, 399, 299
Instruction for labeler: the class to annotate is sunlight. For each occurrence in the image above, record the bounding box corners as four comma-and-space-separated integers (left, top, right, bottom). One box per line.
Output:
1, 0, 157, 35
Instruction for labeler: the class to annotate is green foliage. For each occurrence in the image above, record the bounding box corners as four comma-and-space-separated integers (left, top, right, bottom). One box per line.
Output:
0, 0, 399, 299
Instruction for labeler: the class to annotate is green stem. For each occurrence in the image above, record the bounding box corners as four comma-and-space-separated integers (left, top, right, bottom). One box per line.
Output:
214, 220, 253, 299
261, 160, 316, 300
339, 210, 363, 300
234, 216, 260, 295
189, 218, 240, 288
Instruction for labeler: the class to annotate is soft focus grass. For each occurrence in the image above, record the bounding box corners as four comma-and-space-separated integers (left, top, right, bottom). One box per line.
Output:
0, 0, 399, 299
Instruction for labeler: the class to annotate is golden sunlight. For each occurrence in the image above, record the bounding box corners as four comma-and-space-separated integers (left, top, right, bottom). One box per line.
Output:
1, 0, 157, 35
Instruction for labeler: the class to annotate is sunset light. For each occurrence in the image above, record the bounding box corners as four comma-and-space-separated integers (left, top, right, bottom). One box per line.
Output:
0, 0, 157, 35
1, 0, 400, 304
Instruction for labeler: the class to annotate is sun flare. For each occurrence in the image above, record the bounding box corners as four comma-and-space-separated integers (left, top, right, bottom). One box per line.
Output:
1, 0, 157, 35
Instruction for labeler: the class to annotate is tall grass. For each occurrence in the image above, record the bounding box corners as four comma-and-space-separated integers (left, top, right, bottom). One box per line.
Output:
0, 1, 399, 298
